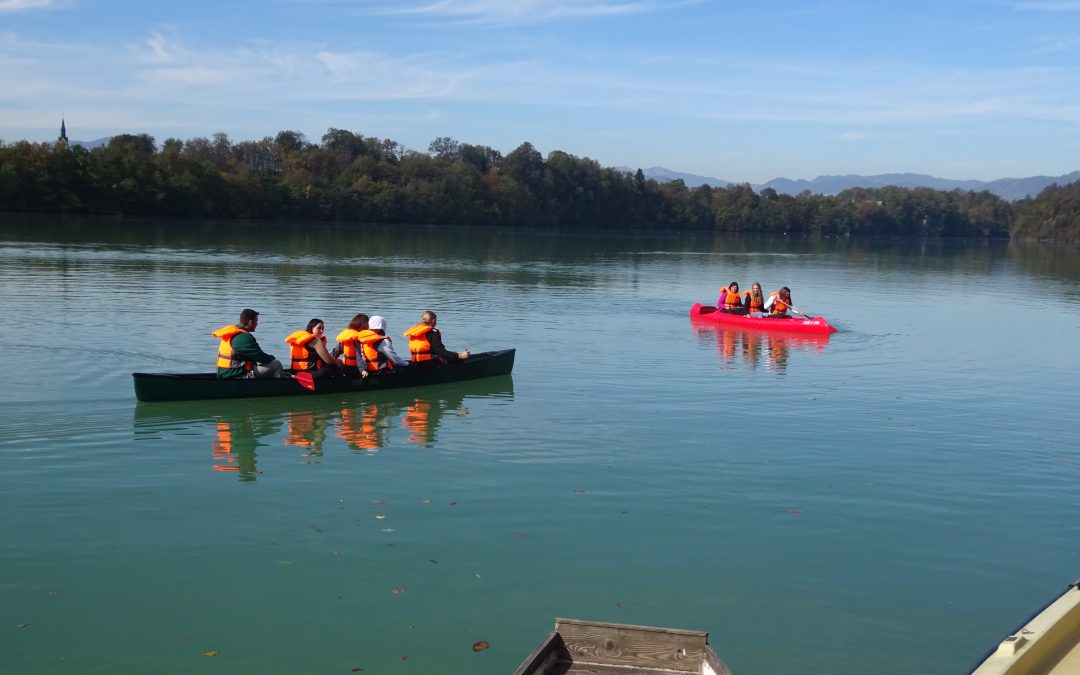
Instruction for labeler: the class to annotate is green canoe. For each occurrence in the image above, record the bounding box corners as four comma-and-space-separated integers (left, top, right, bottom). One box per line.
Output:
133, 348, 515, 402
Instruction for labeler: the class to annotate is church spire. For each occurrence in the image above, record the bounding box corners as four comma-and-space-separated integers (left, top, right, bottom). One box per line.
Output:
59, 117, 68, 143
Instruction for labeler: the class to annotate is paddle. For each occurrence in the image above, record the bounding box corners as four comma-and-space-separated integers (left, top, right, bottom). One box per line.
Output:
293, 371, 315, 391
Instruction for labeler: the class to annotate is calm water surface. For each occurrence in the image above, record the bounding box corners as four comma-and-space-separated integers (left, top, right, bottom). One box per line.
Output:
2, 216, 1079, 675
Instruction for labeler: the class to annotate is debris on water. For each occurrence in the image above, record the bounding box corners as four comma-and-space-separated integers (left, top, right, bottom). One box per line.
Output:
787, 508, 803, 516
429, 559, 438, 564
202, 650, 218, 657
514, 531, 528, 538
401, 655, 408, 661
375, 515, 386, 520
179, 636, 190, 643
351, 667, 364, 672
279, 560, 293, 565
373, 499, 385, 505
391, 586, 406, 595
382, 528, 394, 532
472, 641, 490, 652
421, 499, 432, 504
616, 603, 623, 608
17, 623, 29, 629
43, 591, 59, 597
573, 488, 586, 493
449, 501, 458, 506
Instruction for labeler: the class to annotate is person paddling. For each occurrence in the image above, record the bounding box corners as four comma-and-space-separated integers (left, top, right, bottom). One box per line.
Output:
334, 313, 375, 377
763, 287, 795, 318
403, 310, 470, 364
284, 318, 345, 378
717, 281, 747, 314
212, 308, 284, 379
744, 281, 766, 314
362, 316, 410, 372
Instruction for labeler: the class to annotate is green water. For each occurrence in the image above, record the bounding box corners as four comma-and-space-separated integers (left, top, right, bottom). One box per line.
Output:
2, 215, 1079, 675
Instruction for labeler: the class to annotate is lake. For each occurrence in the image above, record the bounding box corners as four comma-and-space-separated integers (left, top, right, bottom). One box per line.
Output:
2, 215, 1079, 675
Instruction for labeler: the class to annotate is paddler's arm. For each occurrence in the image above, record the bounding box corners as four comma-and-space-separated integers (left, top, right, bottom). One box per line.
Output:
312, 338, 345, 368
231, 332, 277, 365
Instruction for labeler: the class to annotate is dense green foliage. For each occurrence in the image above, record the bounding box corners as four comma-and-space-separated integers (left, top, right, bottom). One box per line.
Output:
0, 129, 1073, 239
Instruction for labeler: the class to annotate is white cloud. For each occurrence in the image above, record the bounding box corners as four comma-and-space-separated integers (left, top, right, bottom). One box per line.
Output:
836, 131, 871, 142
0, 0, 58, 12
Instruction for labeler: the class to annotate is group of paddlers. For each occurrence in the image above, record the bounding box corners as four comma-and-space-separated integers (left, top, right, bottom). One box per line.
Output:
212, 308, 469, 380
716, 281, 797, 317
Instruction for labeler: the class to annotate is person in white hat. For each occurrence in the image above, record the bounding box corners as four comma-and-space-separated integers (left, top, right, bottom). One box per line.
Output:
366, 315, 410, 371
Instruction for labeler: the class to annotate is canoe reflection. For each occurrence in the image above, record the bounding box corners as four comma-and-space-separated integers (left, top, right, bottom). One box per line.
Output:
133, 376, 513, 481
691, 321, 830, 373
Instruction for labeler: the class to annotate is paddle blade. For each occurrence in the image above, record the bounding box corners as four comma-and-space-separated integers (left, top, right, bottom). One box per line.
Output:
293, 372, 315, 391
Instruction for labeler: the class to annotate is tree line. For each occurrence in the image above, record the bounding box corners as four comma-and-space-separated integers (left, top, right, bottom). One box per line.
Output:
0, 129, 1075, 240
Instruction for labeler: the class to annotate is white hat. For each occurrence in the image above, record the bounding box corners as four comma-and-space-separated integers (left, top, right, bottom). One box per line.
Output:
368, 315, 386, 331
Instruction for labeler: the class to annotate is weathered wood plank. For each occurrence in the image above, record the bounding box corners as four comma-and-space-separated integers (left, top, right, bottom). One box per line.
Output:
554, 618, 707, 673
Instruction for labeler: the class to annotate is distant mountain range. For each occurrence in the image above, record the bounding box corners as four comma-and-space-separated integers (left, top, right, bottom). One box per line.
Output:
70, 137, 111, 150
621, 166, 1080, 202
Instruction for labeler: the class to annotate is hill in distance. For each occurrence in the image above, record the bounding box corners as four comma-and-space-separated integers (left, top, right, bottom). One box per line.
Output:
623, 166, 1080, 202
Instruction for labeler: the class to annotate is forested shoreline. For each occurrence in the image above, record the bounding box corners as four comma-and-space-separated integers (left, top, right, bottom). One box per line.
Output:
1, 130, 1077, 241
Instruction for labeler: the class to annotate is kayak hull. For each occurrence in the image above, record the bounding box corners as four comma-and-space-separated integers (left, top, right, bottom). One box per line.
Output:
690, 303, 837, 335
133, 349, 515, 402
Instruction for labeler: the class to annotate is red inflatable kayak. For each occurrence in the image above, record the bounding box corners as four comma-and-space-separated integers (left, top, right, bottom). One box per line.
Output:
690, 303, 838, 335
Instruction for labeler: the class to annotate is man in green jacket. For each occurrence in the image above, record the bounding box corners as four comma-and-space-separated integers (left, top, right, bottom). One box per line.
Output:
212, 308, 284, 379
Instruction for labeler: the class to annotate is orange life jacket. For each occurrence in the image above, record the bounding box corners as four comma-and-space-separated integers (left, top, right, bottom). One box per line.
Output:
356, 329, 394, 372
402, 399, 432, 444
403, 323, 434, 362
769, 291, 790, 316
744, 291, 765, 313
338, 405, 381, 451
284, 330, 325, 372
722, 289, 742, 309
335, 328, 367, 368
212, 325, 254, 372
212, 421, 238, 472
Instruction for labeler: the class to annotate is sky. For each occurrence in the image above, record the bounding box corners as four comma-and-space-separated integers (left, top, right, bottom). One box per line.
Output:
1, 0, 1078, 183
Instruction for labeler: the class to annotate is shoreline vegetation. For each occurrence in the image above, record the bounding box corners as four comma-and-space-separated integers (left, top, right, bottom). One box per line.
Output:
1, 129, 1077, 241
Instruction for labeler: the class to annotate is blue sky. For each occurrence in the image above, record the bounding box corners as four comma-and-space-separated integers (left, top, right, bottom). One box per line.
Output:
2, 0, 1078, 183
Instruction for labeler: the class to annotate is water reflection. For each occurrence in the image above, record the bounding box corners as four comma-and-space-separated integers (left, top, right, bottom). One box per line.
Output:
134, 377, 513, 481
691, 321, 830, 374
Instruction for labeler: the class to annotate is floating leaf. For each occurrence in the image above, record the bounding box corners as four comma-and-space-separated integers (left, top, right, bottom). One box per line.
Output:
202, 650, 218, 657
472, 641, 490, 652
